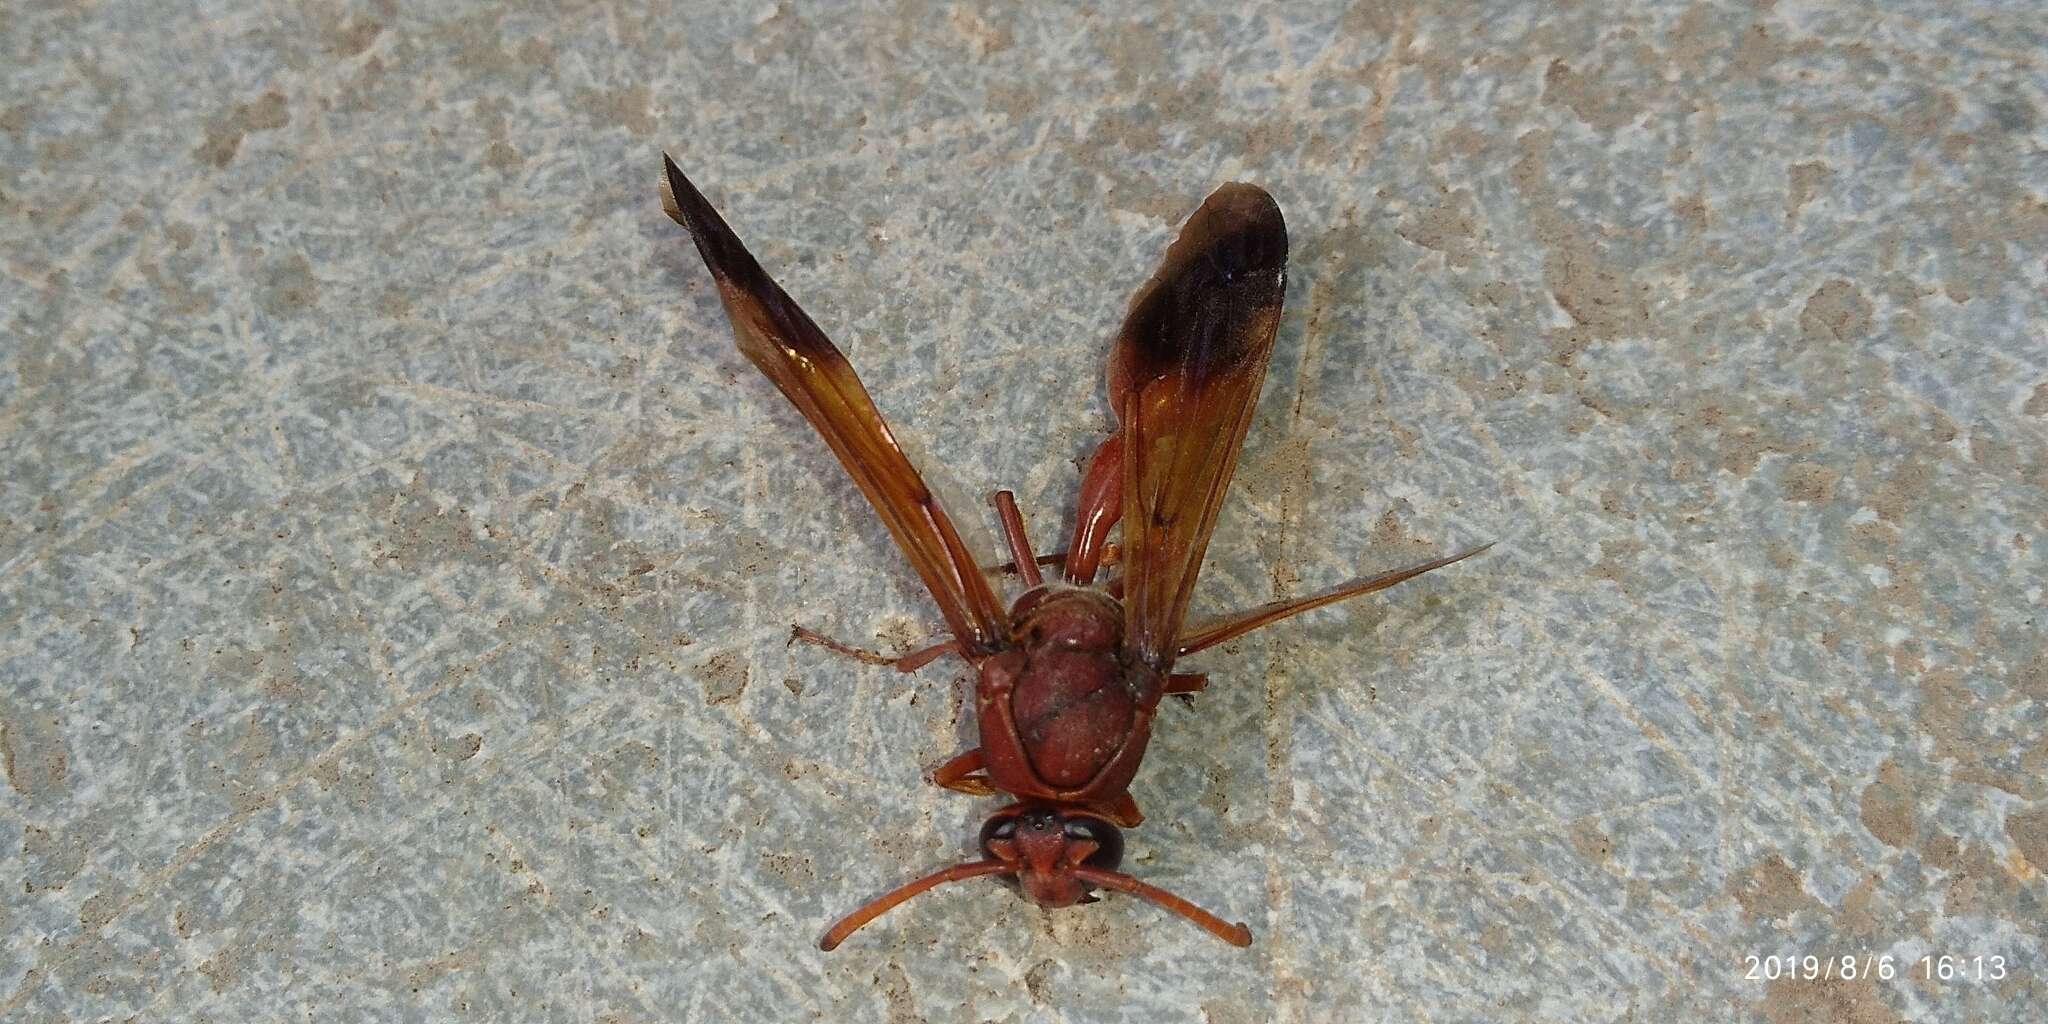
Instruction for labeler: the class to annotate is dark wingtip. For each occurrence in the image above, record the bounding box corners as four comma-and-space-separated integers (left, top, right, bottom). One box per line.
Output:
1207, 181, 1283, 226
658, 153, 763, 285
1149, 180, 1287, 295
1188, 181, 1287, 274
658, 152, 691, 225
1113, 180, 1289, 386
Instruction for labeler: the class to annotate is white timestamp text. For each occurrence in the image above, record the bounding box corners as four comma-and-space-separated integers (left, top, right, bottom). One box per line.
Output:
1743, 954, 2008, 982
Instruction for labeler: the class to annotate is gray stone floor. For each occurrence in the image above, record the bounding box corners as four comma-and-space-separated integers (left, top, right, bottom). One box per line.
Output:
4, 2, 2045, 1021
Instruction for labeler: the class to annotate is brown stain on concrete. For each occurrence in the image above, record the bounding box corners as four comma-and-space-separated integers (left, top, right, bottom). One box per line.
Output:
194, 90, 289, 168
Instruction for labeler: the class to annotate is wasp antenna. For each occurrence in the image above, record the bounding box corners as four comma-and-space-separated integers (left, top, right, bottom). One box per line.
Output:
1071, 866, 1252, 947
819, 859, 1016, 951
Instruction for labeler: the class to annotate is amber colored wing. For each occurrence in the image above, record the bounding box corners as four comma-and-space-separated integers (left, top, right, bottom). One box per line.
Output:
1173, 543, 1494, 658
1112, 183, 1288, 672
661, 155, 1008, 654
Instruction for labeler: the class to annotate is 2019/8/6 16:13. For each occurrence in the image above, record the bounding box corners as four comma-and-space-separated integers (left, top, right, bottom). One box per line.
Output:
1743, 954, 2010, 983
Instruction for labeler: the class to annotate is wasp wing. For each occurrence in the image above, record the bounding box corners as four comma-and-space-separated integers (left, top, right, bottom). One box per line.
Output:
662, 155, 1008, 654
1174, 543, 1494, 657
1111, 183, 1287, 673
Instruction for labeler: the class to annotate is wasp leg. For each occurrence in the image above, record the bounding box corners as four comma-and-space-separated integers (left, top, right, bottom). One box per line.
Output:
789, 625, 959, 672
931, 748, 997, 795
991, 490, 1043, 589
1062, 432, 1124, 585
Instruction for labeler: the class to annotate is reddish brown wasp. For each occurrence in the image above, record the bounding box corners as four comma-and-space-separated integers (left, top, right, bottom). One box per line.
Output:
661, 155, 1487, 950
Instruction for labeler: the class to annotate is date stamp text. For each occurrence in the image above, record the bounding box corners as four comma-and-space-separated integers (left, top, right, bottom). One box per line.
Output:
1743, 954, 2009, 983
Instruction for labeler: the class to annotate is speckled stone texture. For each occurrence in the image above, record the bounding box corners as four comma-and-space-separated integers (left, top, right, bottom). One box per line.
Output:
3, 1, 2044, 1021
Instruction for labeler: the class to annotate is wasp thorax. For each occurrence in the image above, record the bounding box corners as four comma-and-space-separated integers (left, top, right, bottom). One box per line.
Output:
1008, 586, 1122, 650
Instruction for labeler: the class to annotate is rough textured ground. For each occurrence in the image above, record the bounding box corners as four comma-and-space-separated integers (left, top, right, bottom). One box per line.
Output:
4, 2, 2045, 1021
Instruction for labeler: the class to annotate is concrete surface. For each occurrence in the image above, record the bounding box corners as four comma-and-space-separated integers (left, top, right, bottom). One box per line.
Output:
4, 1, 2045, 1021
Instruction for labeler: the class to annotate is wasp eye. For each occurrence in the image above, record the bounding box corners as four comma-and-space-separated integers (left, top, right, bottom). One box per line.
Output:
1063, 816, 1125, 871
978, 814, 1025, 892
978, 815, 1019, 853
